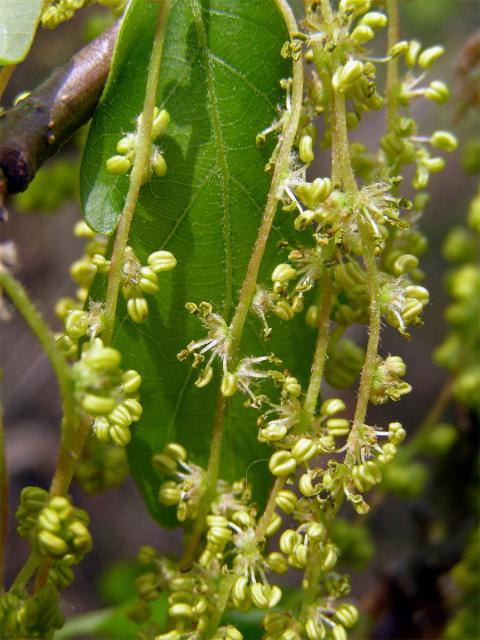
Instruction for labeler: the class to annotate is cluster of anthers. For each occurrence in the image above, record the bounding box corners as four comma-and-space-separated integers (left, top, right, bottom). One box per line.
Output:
42, 0, 126, 29
106, 107, 171, 182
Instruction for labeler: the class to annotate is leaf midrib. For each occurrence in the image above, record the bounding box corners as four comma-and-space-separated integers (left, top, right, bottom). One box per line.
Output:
191, 0, 233, 318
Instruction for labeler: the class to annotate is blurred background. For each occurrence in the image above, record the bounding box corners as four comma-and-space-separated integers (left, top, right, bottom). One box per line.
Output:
1, 1, 479, 638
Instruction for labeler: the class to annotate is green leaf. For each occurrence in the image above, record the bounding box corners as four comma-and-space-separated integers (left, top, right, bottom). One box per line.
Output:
81, 0, 314, 524
0, 0, 43, 65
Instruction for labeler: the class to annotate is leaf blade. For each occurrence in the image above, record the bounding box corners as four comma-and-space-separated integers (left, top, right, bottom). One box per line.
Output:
0, 0, 43, 65
81, 0, 313, 525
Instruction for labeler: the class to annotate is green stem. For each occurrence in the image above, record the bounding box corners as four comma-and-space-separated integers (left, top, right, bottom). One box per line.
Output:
103, 0, 171, 345
0, 400, 6, 591
180, 0, 304, 572
386, 0, 400, 132
10, 553, 40, 592
0, 269, 77, 473
229, 0, 304, 352
302, 275, 333, 422
255, 476, 286, 540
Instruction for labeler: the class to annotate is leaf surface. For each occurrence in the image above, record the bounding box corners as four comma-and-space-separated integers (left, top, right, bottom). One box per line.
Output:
0, 0, 43, 64
81, 0, 314, 524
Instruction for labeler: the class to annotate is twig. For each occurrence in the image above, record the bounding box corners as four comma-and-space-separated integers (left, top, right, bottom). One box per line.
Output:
0, 22, 119, 198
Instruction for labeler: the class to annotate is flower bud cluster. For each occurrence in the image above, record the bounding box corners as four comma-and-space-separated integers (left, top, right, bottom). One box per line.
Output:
72, 337, 143, 446
119, 246, 177, 324
42, 0, 87, 28
0, 585, 64, 640
154, 443, 206, 521
16, 490, 91, 590
106, 108, 170, 182
75, 435, 129, 494
54, 221, 108, 358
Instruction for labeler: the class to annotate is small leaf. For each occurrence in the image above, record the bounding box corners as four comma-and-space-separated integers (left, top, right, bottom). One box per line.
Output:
0, 0, 43, 65
81, 0, 314, 524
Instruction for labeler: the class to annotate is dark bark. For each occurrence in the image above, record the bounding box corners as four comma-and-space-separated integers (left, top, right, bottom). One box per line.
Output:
0, 21, 119, 200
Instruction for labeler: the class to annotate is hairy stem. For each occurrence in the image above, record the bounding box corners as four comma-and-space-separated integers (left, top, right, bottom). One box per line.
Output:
302, 275, 333, 421
0, 269, 77, 462
103, 0, 171, 344
229, 0, 304, 352
255, 476, 286, 540
180, 0, 304, 571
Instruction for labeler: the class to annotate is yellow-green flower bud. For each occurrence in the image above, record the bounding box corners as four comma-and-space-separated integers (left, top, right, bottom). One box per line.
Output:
388, 40, 409, 58
38, 508, 61, 534
275, 489, 298, 513
122, 369, 142, 393
332, 624, 347, 640
351, 24, 374, 45
418, 45, 444, 69
299, 472, 316, 497
267, 552, 288, 574
152, 150, 168, 177
424, 80, 449, 104
360, 11, 387, 29
272, 263, 297, 283
221, 371, 237, 397
70, 258, 96, 286
158, 481, 182, 505
82, 394, 116, 416
165, 442, 187, 461
326, 418, 351, 437
307, 522, 325, 543
393, 253, 419, 276
85, 346, 121, 372
321, 543, 338, 570
269, 451, 296, 476
110, 423, 131, 447
283, 376, 302, 398
299, 135, 314, 164
139, 266, 159, 294
431, 131, 458, 152
169, 603, 193, 618
265, 512, 282, 536
272, 300, 294, 321
116, 134, 135, 155
148, 250, 177, 272
106, 154, 131, 175
207, 525, 232, 546
336, 603, 359, 628
109, 404, 133, 428
388, 421, 406, 445
195, 366, 213, 388
152, 452, 178, 474
260, 423, 287, 442
152, 108, 170, 139
93, 417, 111, 443
250, 583, 269, 609
37, 530, 68, 557
65, 310, 89, 339
122, 398, 143, 421
305, 618, 326, 640
321, 398, 346, 416
405, 40, 421, 67
279, 529, 301, 555
127, 296, 149, 323
333, 60, 364, 92
339, 0, 371, 16
291, 437, 317, 462
233, 576, 249, 601
292, 543, 308, 568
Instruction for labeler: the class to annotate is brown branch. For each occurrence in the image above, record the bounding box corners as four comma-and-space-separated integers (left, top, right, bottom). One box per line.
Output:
0, 22, 119, 199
